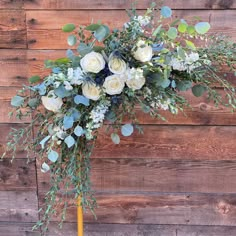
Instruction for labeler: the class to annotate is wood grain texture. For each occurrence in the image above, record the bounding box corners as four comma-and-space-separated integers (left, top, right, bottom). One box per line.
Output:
0, 11, 26, 48
0, 158, 36, 190
38, 159, 236, 194
0, 222, 40, 236
0, 49, 27, 86
0, 124, 31, 158
26, 10, 236, 49
0, 191, 38, 222
93, 125, 236, 160
0, 0, 23, 9
47, 223, 236, 236
38, 193, 236, 226
24, 0, 236, 10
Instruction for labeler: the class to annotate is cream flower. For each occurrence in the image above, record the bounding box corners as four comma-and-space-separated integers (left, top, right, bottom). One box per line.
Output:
103, 75, 125, 95
41, 90, 63, 113
80, 51, 105, 73
133, 40, 153, 62
126, 68, 146, 90
82, 83, 101, 101
108, 55, 127, 74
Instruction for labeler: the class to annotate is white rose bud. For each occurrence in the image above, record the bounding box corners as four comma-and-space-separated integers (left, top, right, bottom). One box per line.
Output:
80, 51, 105, 73
82, 83, 101, 101
133, 40, 153, 62
41, 90, 63, 113
126, 68, 146, 90
103, 74, 125, 95
108, 55, 127, 74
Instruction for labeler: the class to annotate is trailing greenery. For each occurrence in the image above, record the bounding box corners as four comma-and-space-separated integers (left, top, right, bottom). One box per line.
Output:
1, 1, 235, 234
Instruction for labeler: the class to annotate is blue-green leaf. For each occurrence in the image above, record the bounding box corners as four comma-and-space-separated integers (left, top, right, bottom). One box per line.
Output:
64, 135, 75, 148
11, 96, 24, 107
161, 6, 172, 18
66, 49, 74, 59
94, 25, 109, 42
48, 150, 59, 162
77, 43, 92, 56
195, 22, 210, 35
63, 116, 74, 130
39, 135, 51, 149
74, 95, 90, 106
74, 125, 84, 137
85, 24, 101, 31
121, 124, 134, 137
29, 75, 40, 84
167, 27, 178, 39
41, 162, 50, 173
67, 35, 77, 46
54, 85, 71, 98
192, 84, 207, 97
62, 23, 75, 32
111, 133, 120, 144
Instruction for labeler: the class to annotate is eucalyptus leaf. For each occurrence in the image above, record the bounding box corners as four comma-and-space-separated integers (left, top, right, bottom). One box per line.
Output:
28, 98, 39, 108
74, 95, 90, 106
85, 24, 101, 31
48, 150, 59, 163
64, 135, 75, 148
111, 133, 120, 144
74, 125, 84, 137
195, 22, 211, 35
29, 75, 40, 84
167, 27, 177, 40
66, 49, 74, 59
161, 6, 172, 18
41, 162, 50, 173
121, 124, 134, 137
11, 96, 24, 107
77, 43, 92, 56
54, 85, 71, 98
94, 25, 109, 42
62, 23, 76, 32
39, 135, 51, 149
152, 24, 162, 37
63, 115, 74, 130
192, 84, 207, 97
67, 35, 77, 46
178, 23, 187, 33
176, 81, 192, 91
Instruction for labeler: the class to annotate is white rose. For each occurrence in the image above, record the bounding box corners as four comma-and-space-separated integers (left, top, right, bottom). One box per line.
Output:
108, 55, 127, 74
41, 90, 63, 113
133, 40, 153, 62
80, 51, 105, 73
82, 83, 101, 101
126, 68, 146, 90
103, 75, 125, 95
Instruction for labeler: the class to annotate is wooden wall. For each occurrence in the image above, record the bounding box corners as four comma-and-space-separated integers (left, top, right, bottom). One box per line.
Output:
0, 0, 236, 235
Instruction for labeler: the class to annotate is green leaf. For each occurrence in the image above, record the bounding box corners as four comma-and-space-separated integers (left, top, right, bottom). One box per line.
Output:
185, 40, 196, 50
167, 27, 177, 40
77, 43, 92, 56
111, 133, 120, 145
48, 150, 59, 162
176, 81, 192, 91
93, 46, 105, 53
63, 115, 74, 130
195, 22, 211, 35
67, 35, 77, 46
121, 124, 134, 137
29, 75, 40, 84
94, 25, 110, 42
62, 23, 75, 32
161, 6, 172, 18
11, 95, 24, 107
178, 23, 187, 33
192, 84, 207, 97
187, 26, 195, 35
141, 104, 151, 113
28, 98, 39, 108
177, 47, 186, 59
64, 135, 75, 148
85, 24, 101, 31
74, 95, 90, 106
152, 24, 162, 37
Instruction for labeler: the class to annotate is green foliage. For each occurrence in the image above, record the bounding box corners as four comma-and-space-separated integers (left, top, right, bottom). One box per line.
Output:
62, 23, 76, 32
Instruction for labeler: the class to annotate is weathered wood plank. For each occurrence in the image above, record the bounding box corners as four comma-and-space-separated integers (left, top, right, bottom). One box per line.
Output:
38, 193, 236, 226
0, 124, 32, 159
38, 159, 236, 194
47, 223, 236, 236
0, 158, 36, 190
0, 191, 38, 222
0, 222, 40, 236
0, 49, 27, 86
93, 126, 236, 160
24, 0, 236, 10
0, 11, 26, 49
26, 10, 236, 49
0, 0, 23, 9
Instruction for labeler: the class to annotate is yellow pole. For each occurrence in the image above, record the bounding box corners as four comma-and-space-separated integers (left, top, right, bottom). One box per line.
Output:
77, 196, 83, 236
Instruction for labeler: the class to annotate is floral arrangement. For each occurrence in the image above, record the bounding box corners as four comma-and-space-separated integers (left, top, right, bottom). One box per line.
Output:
2, 1, 236, 232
